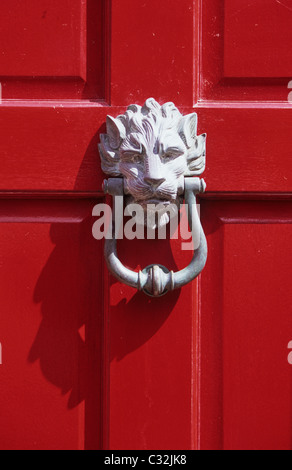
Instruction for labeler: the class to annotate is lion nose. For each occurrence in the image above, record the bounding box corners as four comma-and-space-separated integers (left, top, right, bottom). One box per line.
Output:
144, 176, 166, 187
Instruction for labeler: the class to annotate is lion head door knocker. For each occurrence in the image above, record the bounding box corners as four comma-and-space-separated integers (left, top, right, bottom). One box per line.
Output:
98, 98, 207, 297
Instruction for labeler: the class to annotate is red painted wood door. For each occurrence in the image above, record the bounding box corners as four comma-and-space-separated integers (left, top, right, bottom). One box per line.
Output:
0, 0, 291, 451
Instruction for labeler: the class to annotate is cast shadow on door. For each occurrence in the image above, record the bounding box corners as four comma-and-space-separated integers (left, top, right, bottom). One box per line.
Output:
27, 130, 180, 446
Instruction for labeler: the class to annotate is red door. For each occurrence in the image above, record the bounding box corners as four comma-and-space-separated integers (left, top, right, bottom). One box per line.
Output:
0, 0, 291, 451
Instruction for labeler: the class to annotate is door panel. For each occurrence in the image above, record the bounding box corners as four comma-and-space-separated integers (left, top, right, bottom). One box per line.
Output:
200, 201, 292, 450
107, 236, 198, 450
0, 199, 103, 450
199, 0, 292, 101
224, 0, 292, 78
0, 0, 105, 100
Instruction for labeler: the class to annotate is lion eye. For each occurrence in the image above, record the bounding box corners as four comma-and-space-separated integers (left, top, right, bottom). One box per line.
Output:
163, 153, 174, 162
163, 151, 183, 162
162, 147, 184, 162
122, 153, 143, 163
132, 154, 143, 163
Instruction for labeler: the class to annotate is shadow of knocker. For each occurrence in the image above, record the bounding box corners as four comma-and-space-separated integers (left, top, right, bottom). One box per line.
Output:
28, 129, 180, 413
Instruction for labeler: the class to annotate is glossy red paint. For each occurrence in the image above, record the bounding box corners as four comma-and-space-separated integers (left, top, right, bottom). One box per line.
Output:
224, 0, 292, 78
200, 201, 292, 450
0, 0, 104, 100
0, 200, 103, 450
199, 0, 292, 101
0, 0, 291, 451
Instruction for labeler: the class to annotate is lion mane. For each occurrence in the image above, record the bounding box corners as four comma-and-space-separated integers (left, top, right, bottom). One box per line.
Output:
98, 98, 206, 178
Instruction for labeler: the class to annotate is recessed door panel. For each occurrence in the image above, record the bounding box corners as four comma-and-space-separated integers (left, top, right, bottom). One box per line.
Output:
200, 201, 292, 450
199, 0, 292, 101
0, 199, 103, 450
0, 0, 105, 100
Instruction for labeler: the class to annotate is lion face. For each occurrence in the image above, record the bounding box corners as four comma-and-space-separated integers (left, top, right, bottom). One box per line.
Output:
99, 98, 206, 226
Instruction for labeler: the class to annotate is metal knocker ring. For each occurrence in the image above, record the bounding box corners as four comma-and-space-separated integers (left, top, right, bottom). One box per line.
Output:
99, 98, 208, 297
103, 177, 207, 298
